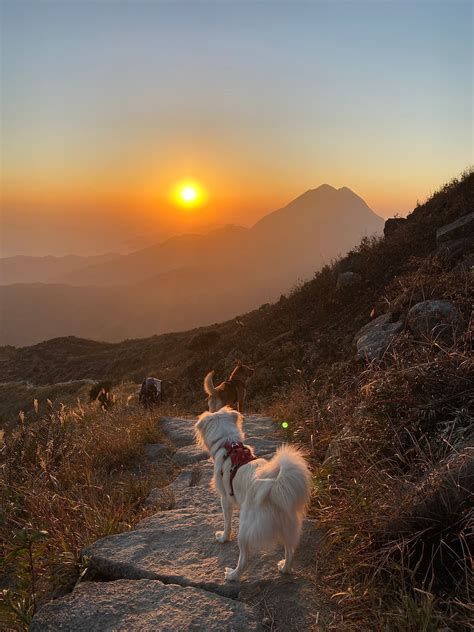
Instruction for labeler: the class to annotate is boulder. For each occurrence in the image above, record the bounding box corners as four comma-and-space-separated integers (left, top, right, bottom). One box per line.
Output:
384, 217, 407, 237
30, 579, 258, 632
337, 271, 362, 289
354, 314, 403, 361
436, 212, 474, 244
406, 300, 462, 340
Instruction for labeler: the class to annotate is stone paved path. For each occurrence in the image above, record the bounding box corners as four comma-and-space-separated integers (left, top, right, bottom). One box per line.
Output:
31, 415, 324, 631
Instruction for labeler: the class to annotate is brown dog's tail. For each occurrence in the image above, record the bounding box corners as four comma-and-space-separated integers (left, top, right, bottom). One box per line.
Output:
204, 371, 218, 397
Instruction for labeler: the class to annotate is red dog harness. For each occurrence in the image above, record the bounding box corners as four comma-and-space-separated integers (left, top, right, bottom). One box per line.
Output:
222, 440, 256, 496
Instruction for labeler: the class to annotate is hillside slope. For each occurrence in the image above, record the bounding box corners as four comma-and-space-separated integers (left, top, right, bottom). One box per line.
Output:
1, 173, 471, 400
1, 171, 473, 630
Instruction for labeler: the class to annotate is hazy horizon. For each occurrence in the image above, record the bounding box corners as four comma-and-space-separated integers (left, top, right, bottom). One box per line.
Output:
1, 1, 472, 257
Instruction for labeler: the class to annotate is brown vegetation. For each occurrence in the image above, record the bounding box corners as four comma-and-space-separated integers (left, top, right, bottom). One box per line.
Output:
0, 393, 178, 629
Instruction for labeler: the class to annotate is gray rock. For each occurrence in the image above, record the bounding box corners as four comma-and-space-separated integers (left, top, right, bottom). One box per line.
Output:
145, 460, 214, 508
246, 437, 282, 456
244, 415, 277, 437
30, 579, 258, 631
143, 443, 168, 460
173, 484, 221, 512
173, 444, 209, 466
354, 314, 403, 361
437, 238, 470, 260
336, 271, 362, 289
436, 212, 474, 244
406, 300, 462, 340
83, 512, 322, 599
159, 417, 196, 447
384, 217, 407, 237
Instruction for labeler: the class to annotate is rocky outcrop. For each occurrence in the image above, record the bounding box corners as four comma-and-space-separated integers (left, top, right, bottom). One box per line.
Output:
436, 212, 474, 244
384, 217, 407, 237
31, 413, 323, 630
354, 313, 404, 361
406, 300, 462, 340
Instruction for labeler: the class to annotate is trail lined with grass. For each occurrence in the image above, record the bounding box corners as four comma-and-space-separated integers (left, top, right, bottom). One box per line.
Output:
29, 414, 328, 631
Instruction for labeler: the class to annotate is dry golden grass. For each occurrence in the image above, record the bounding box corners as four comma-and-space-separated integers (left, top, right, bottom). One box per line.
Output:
0, 390, 178, 630
268, 340, 473, 630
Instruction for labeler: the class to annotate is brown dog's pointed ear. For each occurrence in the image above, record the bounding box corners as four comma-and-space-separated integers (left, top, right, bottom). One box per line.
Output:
237, 360, 242, 366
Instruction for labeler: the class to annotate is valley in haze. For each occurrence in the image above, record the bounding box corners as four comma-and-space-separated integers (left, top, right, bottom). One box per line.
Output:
0, 184, 383, 347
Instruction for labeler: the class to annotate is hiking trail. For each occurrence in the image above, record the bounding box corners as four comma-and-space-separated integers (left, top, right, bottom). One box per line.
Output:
31, 415, 326, 631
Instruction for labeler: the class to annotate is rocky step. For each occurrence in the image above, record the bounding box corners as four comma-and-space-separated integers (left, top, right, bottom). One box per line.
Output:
83, 511, 322, 601
30, 579, 258, 632
146, 460, 219, 512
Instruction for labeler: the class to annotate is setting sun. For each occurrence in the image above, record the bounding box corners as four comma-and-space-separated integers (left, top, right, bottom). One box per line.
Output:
180, 186, 198, 203
171, 181, 206, 209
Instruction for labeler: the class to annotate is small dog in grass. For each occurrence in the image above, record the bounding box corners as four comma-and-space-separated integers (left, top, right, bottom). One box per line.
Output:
204, 361, 254, 412
195, 407, 312, 582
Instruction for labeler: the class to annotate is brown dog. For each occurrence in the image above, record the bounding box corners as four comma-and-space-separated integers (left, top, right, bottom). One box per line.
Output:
204, 361, 254, 412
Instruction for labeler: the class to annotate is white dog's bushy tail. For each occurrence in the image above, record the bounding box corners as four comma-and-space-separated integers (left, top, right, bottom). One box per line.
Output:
252, 445, 312, 516
204, 371, 218, 397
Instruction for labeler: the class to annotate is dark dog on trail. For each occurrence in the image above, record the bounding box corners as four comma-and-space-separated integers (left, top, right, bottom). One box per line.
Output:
139, 377, 162, 407
204, 361, 254, 413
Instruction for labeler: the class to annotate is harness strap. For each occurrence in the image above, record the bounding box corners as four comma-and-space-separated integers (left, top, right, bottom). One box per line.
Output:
221, 440, 256, 496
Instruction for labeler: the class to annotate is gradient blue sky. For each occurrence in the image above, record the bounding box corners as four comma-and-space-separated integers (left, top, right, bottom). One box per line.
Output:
1, 0, 472, 256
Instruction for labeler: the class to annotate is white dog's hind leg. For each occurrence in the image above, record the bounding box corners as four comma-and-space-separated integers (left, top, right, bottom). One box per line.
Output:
215, 497, 233, 543
277, 545, 294, 574
225, 535, 249, 582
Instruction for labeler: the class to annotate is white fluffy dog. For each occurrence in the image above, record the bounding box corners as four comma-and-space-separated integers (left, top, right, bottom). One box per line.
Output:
195, 407, 312, 581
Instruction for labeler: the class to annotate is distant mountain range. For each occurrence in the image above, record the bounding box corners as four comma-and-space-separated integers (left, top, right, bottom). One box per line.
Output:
0, 185, 383, 346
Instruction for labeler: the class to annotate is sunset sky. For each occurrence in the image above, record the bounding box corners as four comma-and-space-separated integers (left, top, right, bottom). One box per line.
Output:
1, 0, 472, 256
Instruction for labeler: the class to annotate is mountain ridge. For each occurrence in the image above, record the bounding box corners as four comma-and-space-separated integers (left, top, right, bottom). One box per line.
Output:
0, 185, 384, 346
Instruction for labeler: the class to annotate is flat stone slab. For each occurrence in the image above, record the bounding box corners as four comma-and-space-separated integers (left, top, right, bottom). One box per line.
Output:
173, 484, 221, 512
83, 512, 321, 600
246, 437, 282, 456
173, 444, 209, 466
243, 415, 277, 438
31, 579, 258, 632
159, 417, 196, 447
146, 460, 215, 508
